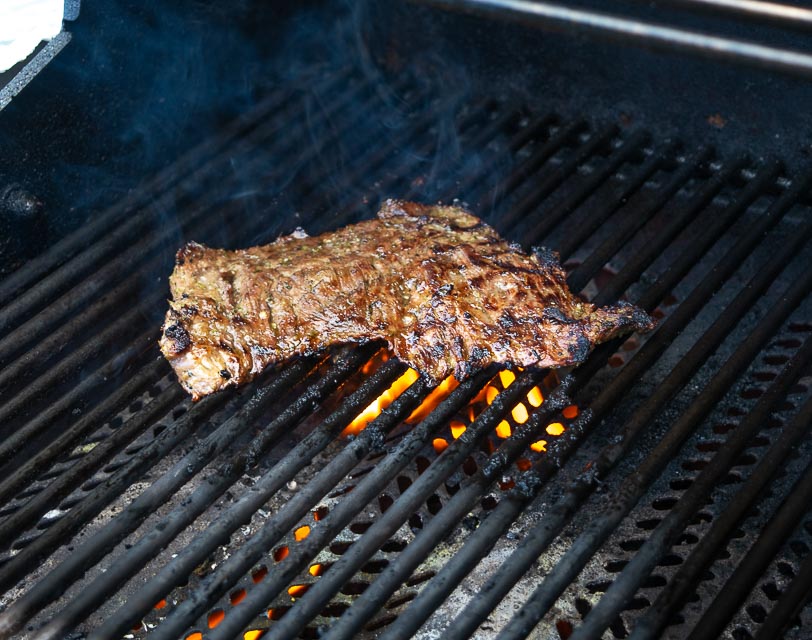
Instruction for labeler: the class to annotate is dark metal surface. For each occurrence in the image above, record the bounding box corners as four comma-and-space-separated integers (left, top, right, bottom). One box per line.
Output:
417, 0, 812, 77
0, 61, 810, 640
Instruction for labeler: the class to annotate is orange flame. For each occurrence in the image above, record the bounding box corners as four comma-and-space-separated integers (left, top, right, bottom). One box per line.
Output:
495, 420, 512, 438
208, 610, 225, 628
527, 386, 543, 407
343, 368, 419, 436
407, 375, 459, 423
288, 584, 308, 598
347, 360, 578, 465
530, 440, 547, 452
562, 405, 579, 419
450, 420, 467, 439
511, 402, 529, 424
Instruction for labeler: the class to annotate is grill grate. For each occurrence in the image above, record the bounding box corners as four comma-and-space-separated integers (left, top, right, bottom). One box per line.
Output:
0, 66, 810, 640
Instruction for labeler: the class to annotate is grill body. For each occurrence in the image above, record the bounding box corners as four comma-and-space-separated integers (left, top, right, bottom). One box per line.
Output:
0, 2, 810, 639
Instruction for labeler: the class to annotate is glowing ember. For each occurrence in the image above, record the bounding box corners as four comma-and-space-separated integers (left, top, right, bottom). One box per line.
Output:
208, 609, 225, 629
495, 420, 512, 438
562, 405, 579, 419
309, 564, 324, 577
546, 422, 566, 436
347, 357, 579, 467
407, 374, 459, 423
498, 369, 517, 387
154, 599, 167, 609
343, 368, 419, 436
527, 386, 543, 407
450, 419, 467, 439
273, 546, 289, 562
288, 584, 308, 598
251, 566, 268, 583
230, 589, 246, 605
511, 402, 529, 424
294, 525, 310, 542
361, 351, 388, 375
244, 631, 264, 640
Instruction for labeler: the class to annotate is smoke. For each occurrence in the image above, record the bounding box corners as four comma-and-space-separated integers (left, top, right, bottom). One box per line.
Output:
0, 0, 514, 277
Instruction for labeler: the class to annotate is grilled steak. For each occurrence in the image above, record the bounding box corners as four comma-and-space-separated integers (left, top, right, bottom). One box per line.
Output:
160, 200, 654, 399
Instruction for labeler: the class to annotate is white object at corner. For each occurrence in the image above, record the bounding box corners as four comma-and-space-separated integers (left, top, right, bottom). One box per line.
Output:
0, 1, 65, 73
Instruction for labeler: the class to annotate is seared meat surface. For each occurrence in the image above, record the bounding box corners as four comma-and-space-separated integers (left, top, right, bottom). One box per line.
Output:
160, 200, 653, 399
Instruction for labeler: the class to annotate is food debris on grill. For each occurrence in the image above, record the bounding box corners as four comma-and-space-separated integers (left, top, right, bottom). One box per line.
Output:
159, 200, 654, 399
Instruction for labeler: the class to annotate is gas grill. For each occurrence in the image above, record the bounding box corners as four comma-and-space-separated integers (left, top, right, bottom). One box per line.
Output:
0, 1, 811, 639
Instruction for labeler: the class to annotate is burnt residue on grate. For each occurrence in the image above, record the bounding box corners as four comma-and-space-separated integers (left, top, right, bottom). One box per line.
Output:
0, 66, 810, 640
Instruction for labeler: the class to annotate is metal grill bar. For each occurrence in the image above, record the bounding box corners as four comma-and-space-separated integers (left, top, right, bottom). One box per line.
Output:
590, 173, 811, 419
492, 243, 812, 640
754, 520, 812, 640
687, 459, 812, 640
376, 165, 799, 640
309, 96, 506, 231
0, 372, 183, 539
432, 116, 580, 206
554, 142, 676, 260
399, 106, 538, 206
0, 358, 316, 626
569, 337, 812, 639
483, 119, 586, 200
28, 347, 387, 640
0, 197, 223, 399
145, 375, 433, 640
421, 0, 812, 77
213, 372, 557, 640
591, 159, 780, 308
0, 207, 276, 468
87, 357, 409, 640
632, 0, 812, 31
207, 372, 502, 639
495, 124, 622, 230
418, 181, 811, 639
566, 146, 715, 293
318, 384, 580, 640
516, 130, 649, 242
630, 363, 812, 639
0, 329, 156, 465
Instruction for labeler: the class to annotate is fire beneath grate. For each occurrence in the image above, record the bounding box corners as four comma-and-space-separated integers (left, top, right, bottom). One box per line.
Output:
0, 68, 810, 640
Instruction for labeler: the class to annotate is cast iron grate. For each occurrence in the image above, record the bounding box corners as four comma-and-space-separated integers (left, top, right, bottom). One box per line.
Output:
0, 64, 810, 640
